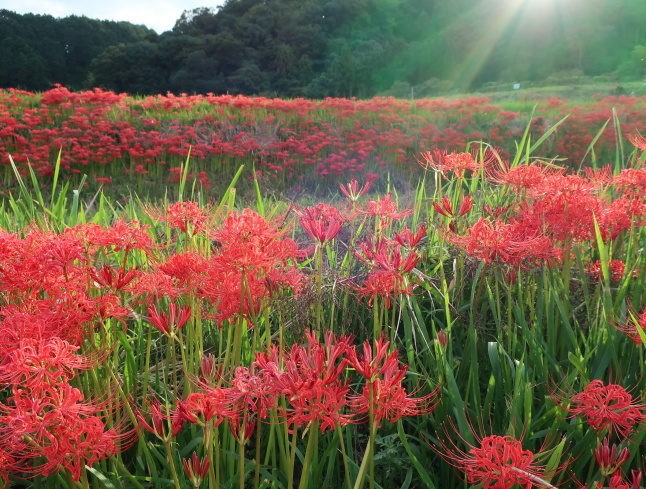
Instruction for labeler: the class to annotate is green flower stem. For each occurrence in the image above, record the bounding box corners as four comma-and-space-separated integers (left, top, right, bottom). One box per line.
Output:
287, 428, 298, 489
254, 418, 261, 489
336, 422, 353, 489
163, 438, 182, 489
204, 423, 218, 489
298, 420, 319, 489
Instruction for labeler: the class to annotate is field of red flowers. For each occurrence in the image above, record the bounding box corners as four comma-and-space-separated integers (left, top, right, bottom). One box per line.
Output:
1, 86, 645, 197
1, 88, 646, 489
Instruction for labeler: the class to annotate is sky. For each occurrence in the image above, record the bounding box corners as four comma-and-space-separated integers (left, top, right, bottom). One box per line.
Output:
3, 0, 221, 34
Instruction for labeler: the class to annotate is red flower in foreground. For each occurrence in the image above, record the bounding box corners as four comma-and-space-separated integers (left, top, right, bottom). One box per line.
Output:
567, 380, 645, 438
295, 203, 345, 245
347, 336, 438, 426
439, 433, 557, 489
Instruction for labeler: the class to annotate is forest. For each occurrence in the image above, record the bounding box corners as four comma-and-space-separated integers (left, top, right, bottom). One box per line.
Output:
1, 0, 646, 98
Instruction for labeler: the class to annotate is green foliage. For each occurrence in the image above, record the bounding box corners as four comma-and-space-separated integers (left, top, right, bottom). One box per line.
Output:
0, 9, 153, 91
4, 0, 646, 96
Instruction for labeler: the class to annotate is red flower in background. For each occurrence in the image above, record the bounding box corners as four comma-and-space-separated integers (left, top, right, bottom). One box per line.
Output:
419, 150, 486, 179
614, 308, 646, 345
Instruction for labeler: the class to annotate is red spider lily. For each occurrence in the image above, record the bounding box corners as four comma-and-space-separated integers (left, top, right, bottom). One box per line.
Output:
363, 194, 413, 227
295, 203, 345, 245
346, 335, 437, 425
225, 365, 279, 440
0, 337, 101, 388
566, 380, 645, 438
446, 217, 561, 269
432, 195, 474, 218
355, 237, 420, 275
594, 437, 630, 477
136, 397, 185, 442
0, 383, 132, 481
586, 260, 626, 282
339, 178, 374, 203
482, 204, 512, 219
145, 201, 211, 237
393, 224, 427, 249
587, 471, 644, 489
438, 432, 559, 489
147, 303, 191, 337
179, 389, 232, 427
268, 331, 354, 432
200, 209, 304, 326
182, 452, 210, 488
353, 270, 416, 308
614, 308, 646, 345
90, 265, 139, 291
628, 132, 646, 151
94, 220, 156, 255
418, 149, 486, 179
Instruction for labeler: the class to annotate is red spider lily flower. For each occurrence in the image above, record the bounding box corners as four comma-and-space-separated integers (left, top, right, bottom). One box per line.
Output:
586, 260, 626, 282
628, 132, 646, 151
295, 203, 345, 245
486, 161, 562, 189
438, 432, 559, 489
614, 308, 646, 345
347, 336, 437, 425
147, 303, 191, 337
597, 471, 644, 489
433, 195, 474, 218
95, 220, 155, 255
364, 194, 413, 227
179, 390, 232, 427
594, 437, 630, 477
354, 270, 415, 308
183, 452, 211, 488
225, 365, 279, 440
339, 178, 374, 203
146, 201, 211, 237
446, 217, 561, 269
0, 383, 133, 481
200, 209, 304, 326
355, 237, 419, 275
0, 337, 101, 388
136, 397, 185, 442
90, 265, 139, 291
394, 224, 426, 249
566, 380, 645, 438
269, 331, 354, 432
418, 149, 485, 179
482, 204, 511, 219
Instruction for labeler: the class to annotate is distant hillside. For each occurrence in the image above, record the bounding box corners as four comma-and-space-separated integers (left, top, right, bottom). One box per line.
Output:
2, 0, 646, 97
0, 10, 154, 91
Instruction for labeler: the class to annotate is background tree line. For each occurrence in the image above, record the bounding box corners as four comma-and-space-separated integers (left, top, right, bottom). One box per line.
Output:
2, 0, 646, 98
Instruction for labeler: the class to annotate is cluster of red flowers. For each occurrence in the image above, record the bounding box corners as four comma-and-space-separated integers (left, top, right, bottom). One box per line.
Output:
0, 204, 310, 483
1, 87, 645, 186
174, 332, 437, 441
434, 137, 646, 270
